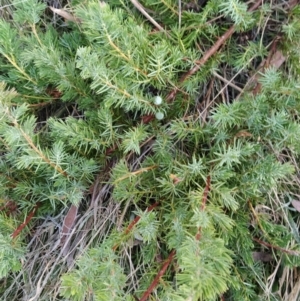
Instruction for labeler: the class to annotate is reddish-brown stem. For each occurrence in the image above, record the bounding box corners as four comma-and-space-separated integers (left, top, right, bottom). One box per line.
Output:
166, 0, 263, 102
0, 200, 17, 215
113, 2, 266, 128
112, 202, 160, 251
11, 202, 40, 239
201, 175, 211, 211
105, 142, 120, 155
141, 114, 155, 124
196, 175, 211, 241
253, 237, 300, 256
180, 25, 235, 84
125, 202, 160, 235
139, 249, 176, 301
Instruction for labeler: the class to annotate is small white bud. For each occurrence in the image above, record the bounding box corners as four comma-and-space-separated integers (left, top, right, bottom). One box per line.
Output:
153, 96, 163, 105
155, 111, 164, 120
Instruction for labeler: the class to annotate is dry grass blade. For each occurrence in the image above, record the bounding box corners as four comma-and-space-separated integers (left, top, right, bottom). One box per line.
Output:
130, 0, 170, 37
49, 6, 81, 23
2, 178, 120, 300
291, 200, 300, 213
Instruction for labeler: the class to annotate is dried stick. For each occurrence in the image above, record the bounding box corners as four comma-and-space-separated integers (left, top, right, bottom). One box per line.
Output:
139, 249, 176, 301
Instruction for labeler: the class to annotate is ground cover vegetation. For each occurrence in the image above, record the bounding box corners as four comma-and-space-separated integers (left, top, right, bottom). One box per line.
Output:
0, 0, 300, 300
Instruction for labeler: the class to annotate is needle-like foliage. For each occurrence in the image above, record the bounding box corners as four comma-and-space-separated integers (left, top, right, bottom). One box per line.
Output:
0, 0, 300, 300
